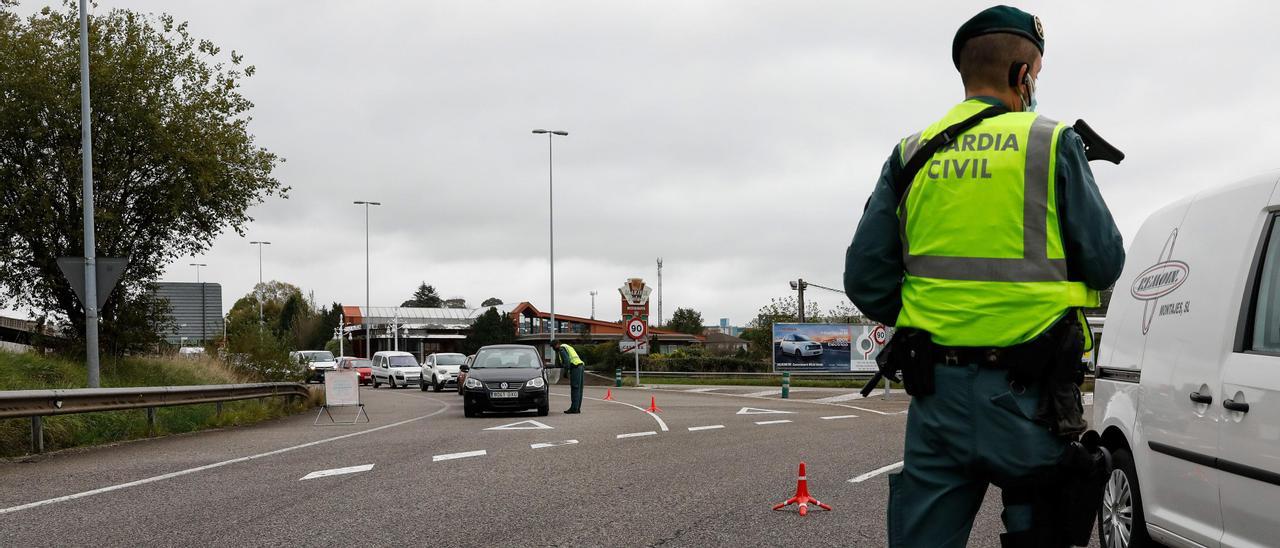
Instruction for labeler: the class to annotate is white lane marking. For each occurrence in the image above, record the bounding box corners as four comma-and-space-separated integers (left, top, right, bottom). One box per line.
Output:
616, 431, 657, 439
754, 420, 793, 425
484, 420, 553, 431
813, 392, 866, 403
819, 414, 859, 420
736, 407, 795, 415
299, 464, 374, 481
643, 385, 905, 416
0, 399, 453, 516
551, 391, 668, 431
687, 425, 725, 431
685, 387, 723, 393
741, 389, 783, 397
432, 450, 487, 462
530, 440, 579, 449
849, 461, 904, 483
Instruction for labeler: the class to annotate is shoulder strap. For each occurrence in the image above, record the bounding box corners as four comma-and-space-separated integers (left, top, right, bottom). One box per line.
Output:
894, 105, 1009, 201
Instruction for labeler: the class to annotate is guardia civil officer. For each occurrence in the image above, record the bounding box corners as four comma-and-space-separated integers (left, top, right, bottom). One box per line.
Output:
552, 340, 585, 414
843, 6, 1125, 547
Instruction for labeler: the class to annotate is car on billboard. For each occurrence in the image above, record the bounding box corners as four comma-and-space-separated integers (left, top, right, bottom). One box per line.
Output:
778, 333, 823, 358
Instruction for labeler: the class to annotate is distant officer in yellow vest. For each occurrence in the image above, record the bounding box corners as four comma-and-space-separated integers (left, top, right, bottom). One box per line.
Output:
844, 6, 1124, 547
552, 340, 585, 414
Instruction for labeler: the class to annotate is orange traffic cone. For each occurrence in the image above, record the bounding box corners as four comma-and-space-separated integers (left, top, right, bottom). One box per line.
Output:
645, 395, 662, 413
602, 388, 616, 401
772, 462, 832, 516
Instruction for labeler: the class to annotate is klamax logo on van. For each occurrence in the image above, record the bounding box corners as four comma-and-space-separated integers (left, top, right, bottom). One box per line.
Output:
1136, 229, 1191, 335
1130, 260, 1190, 300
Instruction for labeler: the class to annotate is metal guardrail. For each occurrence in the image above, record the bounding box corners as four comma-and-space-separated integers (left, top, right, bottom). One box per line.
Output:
0, 382, 312, 453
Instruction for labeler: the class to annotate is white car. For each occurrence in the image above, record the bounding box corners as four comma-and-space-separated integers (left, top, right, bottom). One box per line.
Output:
290, 350, 338, 383
779, 333, 823, 358
370, 351, 422, 389
421, 352, 467, 392
1093, 172, 1280, 548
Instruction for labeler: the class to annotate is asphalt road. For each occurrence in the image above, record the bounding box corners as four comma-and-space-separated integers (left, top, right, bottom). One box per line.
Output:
0, 383, 1096, 547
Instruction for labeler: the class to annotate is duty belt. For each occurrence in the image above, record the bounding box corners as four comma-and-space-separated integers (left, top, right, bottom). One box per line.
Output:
934, 346, 1009, 368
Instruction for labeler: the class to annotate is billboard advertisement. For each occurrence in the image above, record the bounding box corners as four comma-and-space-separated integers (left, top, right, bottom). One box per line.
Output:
772, 323, 889, 373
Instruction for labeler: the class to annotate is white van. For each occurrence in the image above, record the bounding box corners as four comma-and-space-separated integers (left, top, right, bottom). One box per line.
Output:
370, 351, 422, 389
1094, 172, 1280, 548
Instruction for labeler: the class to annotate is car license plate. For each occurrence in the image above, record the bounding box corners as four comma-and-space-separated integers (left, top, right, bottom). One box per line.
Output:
491, 391, 518, 398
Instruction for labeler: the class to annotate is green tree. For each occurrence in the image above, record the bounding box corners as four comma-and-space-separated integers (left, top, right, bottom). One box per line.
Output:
443, 297, 467, 309
401, 282, 442, 308
743, 296, 820, 357
481, 297, 503, 307
0, 5, 283, 352
668, 307, 705, 335
463, 308, 515, 355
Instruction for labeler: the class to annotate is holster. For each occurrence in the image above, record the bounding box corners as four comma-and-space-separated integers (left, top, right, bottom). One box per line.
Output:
1055, 430, 1112, 546
877, 328, 935, 397
1004, 313, 1089, 438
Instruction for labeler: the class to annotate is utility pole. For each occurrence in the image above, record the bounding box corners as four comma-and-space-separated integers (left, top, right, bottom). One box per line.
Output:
190, 263, 206, 345
790, 279, 808, 322
78, 0, 100, 388
589, 291, 598, 320
249, 242, 270, 324
656, 257, 663, 326
531, 129, 567, 343
353, 201, 381, 358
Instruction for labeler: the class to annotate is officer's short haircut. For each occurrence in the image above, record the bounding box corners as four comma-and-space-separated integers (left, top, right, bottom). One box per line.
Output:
957, 33, 1042, 90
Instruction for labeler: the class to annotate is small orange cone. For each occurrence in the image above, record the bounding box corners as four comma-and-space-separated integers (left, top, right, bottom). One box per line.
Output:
645, 395, 663, 413
772, 462, 832, 516
602, 388, 616, 401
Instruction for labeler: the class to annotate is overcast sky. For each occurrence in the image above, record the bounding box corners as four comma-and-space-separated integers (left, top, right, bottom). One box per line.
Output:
11, 1, 1280, 326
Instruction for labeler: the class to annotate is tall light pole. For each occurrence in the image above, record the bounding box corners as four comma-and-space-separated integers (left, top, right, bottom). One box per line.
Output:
249, 241, 270, 323
353, 201, 381, 358
78, 0, 100, 387
589, 290, 598, 320
531, 129, 567, 343
790, 279, 808, 322
190, 263, 207, 345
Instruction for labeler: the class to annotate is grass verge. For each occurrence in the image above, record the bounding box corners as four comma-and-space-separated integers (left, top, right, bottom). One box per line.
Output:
0, 350, 319, 458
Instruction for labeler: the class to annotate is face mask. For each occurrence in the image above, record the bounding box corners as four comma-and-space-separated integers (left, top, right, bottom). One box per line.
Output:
1021, 75, 1038, 112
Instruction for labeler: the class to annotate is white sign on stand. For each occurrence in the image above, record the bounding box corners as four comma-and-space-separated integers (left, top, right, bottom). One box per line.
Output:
315, 370, 369, 425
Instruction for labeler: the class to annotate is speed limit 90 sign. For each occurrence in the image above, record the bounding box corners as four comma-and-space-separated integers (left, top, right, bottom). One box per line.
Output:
626, 318, 647, 340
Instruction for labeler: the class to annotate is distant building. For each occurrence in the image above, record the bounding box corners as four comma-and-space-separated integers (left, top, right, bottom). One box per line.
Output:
153, 282, 223, 345
342, 304, 505, 360
703, 331, 749, 353
703, 318, 744, 337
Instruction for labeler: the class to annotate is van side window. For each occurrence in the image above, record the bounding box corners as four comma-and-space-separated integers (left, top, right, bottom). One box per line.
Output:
1249, 216, 1280, 353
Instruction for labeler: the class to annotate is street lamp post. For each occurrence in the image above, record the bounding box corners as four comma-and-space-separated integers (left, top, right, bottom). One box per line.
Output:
78, 0, 100, 388
589, 290, 597, 320
353, 201, 381, 358
249, 242, 270, 323
531, 129, 567, 344
190, 263, 207, 345
790, 279, 808, 322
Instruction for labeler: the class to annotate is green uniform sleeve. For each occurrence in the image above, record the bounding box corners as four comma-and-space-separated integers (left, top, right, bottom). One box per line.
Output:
843, 144, 906, 325
1055, 128, 1126, 290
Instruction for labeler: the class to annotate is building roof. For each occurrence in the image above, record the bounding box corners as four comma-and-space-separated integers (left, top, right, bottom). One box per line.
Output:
508, 302, 698, 338
342, 304, 518, 330
703, 331, 748, 345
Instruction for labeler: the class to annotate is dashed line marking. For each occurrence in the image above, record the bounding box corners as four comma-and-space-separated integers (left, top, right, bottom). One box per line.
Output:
617, 431, 657, 439
736, 407, 794, 415
685, 387, 722, 393
531, 440, 579, 449
813, 392, 866, 403
849, 461, 903, 483
819, 414, 859, 420
754, 419, 793, 425
687, 425, 725, 431
300, 464, 374, 481
433, 450, 487, 462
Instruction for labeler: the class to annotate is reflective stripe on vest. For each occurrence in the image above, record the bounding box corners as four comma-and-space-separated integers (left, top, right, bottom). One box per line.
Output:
894, 100, 1097, 347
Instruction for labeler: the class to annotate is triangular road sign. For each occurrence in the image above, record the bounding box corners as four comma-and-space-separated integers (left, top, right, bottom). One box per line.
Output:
484, 420, 554, 431
57, 257, 129, 310
736, 407, 795, 415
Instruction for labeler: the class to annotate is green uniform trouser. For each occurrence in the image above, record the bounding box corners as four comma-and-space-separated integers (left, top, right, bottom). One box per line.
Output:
888, 362, 1066, 547
566, 365, 584, 412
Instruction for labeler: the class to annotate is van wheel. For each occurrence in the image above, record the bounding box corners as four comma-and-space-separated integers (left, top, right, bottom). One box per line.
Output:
1099, 447, 1151, 548
372, 377, 380, 388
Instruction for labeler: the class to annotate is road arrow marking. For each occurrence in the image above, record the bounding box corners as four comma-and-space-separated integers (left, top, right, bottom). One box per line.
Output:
736, 407, 795, 415
299, 464, 374, 481
848, 461, 903, 483
531, 440, 579, 449
433, 450, 487, 462
484, 420, 553, 431
754, 419, 793, 425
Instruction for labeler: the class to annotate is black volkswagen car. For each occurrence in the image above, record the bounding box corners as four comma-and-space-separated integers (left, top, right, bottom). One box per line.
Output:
459, 345, 549, 417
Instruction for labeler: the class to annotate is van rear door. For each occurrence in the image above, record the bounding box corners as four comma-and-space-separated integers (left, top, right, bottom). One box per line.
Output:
1218, 210, 1280, 547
